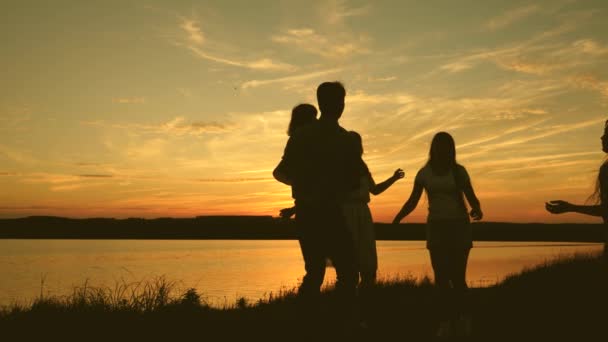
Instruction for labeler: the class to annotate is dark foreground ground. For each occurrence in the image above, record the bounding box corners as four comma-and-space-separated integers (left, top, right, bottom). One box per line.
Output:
1, 253, 605, 341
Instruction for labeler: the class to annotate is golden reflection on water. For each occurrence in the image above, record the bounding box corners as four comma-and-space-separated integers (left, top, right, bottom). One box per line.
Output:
0, 240, 602, 307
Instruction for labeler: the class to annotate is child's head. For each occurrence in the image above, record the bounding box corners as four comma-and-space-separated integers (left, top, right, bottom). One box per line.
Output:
288, 103, 317, 136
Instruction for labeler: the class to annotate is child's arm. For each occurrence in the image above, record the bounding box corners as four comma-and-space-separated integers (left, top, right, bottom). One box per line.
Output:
279, 206, 296, 219
392, 181, 423, 224
370, 168, 404, 195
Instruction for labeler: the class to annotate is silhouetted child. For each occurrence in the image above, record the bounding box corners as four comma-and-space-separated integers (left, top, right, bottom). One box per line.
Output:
274, 104, 318, 219
393, 131, 482, 338
344, 131, 404, 287
546, 119, 608, 260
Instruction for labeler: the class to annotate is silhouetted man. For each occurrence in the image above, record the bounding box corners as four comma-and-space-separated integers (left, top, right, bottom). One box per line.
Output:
274, 81, 359, 327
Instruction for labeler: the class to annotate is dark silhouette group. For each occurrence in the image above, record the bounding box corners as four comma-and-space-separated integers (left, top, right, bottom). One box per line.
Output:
273, 81, 607, 338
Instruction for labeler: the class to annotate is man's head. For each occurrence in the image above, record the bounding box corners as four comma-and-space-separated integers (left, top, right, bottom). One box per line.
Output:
316, 81, 346, 120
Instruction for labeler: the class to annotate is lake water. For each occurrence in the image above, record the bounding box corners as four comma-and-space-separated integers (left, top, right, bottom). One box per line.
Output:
0, 240, 602, 308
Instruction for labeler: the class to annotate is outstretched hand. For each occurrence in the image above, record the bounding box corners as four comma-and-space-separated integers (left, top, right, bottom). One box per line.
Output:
279, 207, 296, 220
392, 168, 405, 181
469, 208, 483, 221
545, 200, 572, 214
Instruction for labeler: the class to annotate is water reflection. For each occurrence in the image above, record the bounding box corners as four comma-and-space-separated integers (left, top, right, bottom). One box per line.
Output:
0, 240, 602, 307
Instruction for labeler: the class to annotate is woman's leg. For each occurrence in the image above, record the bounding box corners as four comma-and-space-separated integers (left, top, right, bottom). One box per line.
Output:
447, 247, 473, 337
429, 248, 452, 320
450, 248, 471, 316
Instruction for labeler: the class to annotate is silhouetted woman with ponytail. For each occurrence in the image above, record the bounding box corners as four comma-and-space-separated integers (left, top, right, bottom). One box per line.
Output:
392, 131, 482, 338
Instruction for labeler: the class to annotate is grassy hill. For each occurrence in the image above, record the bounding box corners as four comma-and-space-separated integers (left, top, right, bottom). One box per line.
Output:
1, 252, 604, 341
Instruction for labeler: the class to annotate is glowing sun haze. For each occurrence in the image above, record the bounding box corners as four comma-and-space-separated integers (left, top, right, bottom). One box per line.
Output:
1, 0, 607, 223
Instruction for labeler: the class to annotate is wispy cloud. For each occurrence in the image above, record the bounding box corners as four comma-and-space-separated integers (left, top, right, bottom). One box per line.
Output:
470, 151, 600, 169
192, 177, 274, 183
178, 17, 295, 71
368, 76, 397, 82
75, 162, 106, 167
321, 0, 371, 25
22, 173, 83, 185
495, 60, 558, 75
0, 144, 37, 164
78, 174, 114, 178
85, 116, 237, 136
438, 47, 518, 73
347, 91, 414, 105
477, 117, 605, 151
485, 4, 540, 30
457, 119, 549, 150
112, 97, 145, 104
156, 117, 236, 135
241, 68, 343, 89
440, 61, 475, 73
573, 39, 608, 55
179, 18, 205, 45
227, 168, 274, 175
272, 28, 368, 58
569, 74, 608, 98
188, 46, 295, 71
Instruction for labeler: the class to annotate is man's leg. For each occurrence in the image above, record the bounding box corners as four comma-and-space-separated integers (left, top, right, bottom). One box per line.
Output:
295, 204, 326, 297
323, 205, 359, 330
294, 205, 327, 333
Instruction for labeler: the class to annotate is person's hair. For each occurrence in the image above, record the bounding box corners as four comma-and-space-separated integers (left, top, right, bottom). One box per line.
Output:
587, 120, 608, 204
348, 131, 370, 176
316, 81, 346, 117
427, 131, 457, 175
287, 103, 317, 136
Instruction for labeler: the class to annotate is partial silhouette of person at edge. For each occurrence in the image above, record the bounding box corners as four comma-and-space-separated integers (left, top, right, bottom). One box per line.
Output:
273, 81, 360, 332
546, 119, 608, 261
392, 132, 482, 339
276, 104, 318, 220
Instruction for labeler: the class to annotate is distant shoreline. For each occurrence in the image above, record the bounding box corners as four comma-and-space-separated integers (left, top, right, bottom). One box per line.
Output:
0, 215, 604, 242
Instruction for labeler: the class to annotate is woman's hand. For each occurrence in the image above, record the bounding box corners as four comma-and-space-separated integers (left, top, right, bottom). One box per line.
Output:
392, 168, 405, 181
545, 200, 573, 214
470, 208, 483, 221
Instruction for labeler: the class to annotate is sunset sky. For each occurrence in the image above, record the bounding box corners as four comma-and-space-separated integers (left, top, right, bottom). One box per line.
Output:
1, 0, 608, 223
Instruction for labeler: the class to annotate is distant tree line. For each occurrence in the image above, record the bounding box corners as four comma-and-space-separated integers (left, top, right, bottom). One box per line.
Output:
0, 216, 604, 242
